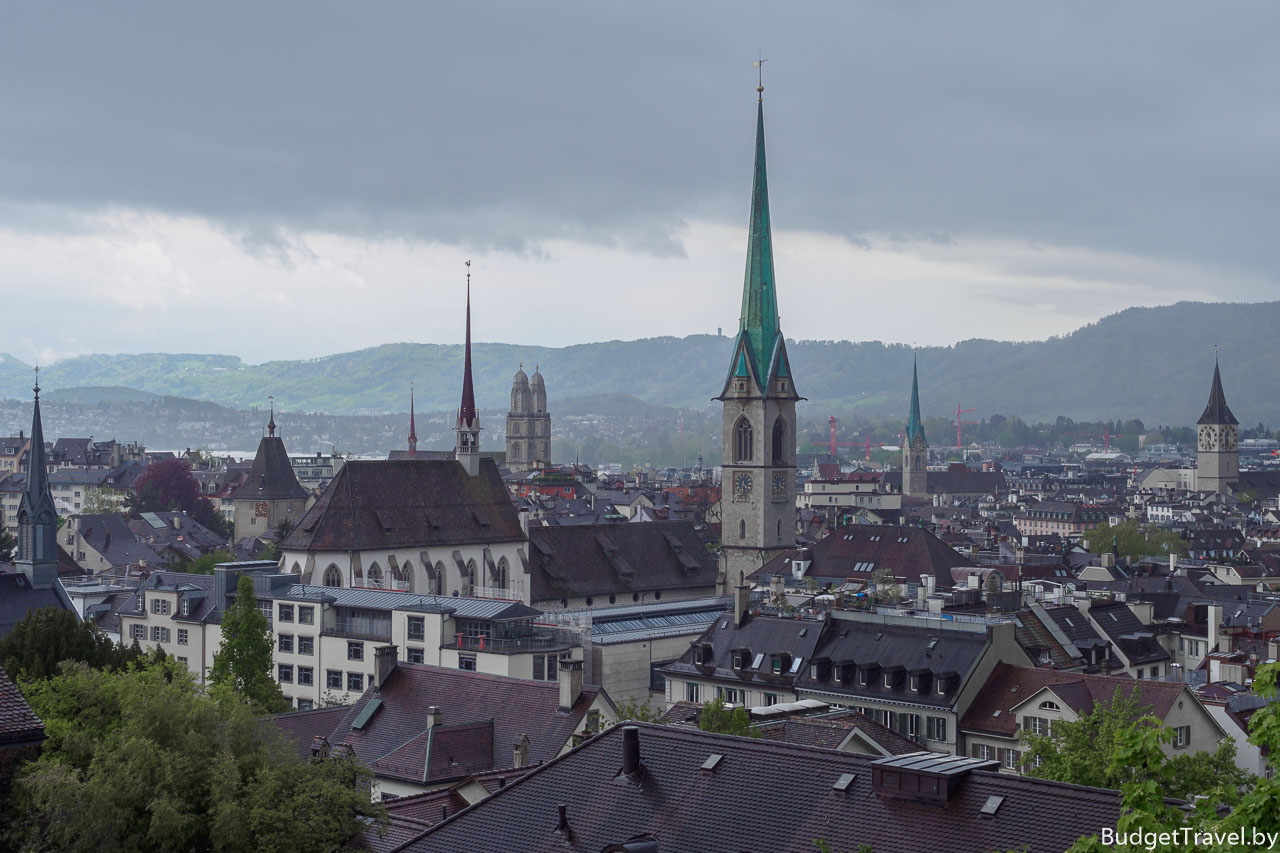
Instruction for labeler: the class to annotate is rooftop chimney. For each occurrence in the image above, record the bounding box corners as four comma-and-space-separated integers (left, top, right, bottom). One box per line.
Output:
426, 706, 442, 729
310, 735, 330, 760
555, 804, 570, 835
733, 584, 751, 627
558, 655, 584, 712
621, 725, 641, 776
373, 644, 398, 690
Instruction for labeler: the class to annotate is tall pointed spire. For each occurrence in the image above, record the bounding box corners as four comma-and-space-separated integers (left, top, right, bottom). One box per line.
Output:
23, 370, 50, 511
17, 368, 58, 585
267, 396, 277, 437
906, 352, 926, 445
737, 85, 781, 382
455, 261, 481, 475
1198, 355, 1238, 426
457, 262, 478, 430
407, 384, 418, 456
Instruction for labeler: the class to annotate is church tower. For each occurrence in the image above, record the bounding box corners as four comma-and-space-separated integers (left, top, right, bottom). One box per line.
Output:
455, 263, 481, 477
506, 364, 551, 472
902, 354, 929, 498
1194, 358, 1239, 494
16, 375, 59, 588
717, 81, 801, 589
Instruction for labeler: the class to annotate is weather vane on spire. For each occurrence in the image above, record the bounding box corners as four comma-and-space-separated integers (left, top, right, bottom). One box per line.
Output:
33, 365, 40, 395
753, 52, 768, 97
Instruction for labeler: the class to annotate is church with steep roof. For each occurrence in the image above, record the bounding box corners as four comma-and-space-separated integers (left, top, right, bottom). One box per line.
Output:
717, 82, 801, 590
1195, 359, 1240, 494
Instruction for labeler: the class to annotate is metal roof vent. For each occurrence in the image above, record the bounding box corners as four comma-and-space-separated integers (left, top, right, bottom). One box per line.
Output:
979, 795, 1005, 817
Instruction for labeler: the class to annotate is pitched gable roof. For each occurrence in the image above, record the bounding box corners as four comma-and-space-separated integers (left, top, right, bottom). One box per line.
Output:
0, 663, 44, 745
754, 524, 973, 589
281, 459, 524, 552
234, 435, 306, 502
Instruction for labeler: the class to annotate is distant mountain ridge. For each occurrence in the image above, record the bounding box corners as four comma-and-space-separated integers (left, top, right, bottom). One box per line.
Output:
3, 301, 1276, 425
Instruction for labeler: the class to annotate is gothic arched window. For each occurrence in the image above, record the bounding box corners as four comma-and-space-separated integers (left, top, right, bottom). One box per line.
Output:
432, 561, 446, 596
367, 562, 383, 589
400, 560, 414, 592
511, 444, 522, 463
772, 417, 787, 464
735, 418, 753, 462
739, 519, 746, 540
497, 557, 509, 591
465, 559, 477, 596
323, 565, 342, 587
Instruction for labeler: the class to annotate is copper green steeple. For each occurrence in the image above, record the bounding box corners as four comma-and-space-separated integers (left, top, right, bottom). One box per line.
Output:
738, 93, 781, 380
906, 354, 925, 445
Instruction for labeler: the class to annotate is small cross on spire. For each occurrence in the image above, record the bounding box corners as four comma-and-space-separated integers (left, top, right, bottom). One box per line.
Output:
33, 365, 40, 397
753, 53, 768, 98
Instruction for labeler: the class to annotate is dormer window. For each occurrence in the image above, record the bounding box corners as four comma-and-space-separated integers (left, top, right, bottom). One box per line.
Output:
732, 650, 750, 670
936, 677, 949, 695
883, 672, 893, 688
136, 594, 144, 611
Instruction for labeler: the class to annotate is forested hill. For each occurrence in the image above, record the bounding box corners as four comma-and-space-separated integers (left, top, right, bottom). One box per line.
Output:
3, 301, 1277, 425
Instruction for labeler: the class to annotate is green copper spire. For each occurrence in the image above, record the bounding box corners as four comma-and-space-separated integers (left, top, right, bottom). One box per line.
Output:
906, 354, 926, 445
737, 94, 782, 383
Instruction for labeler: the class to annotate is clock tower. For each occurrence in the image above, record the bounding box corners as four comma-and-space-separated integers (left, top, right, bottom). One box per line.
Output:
717, 82, 801, 590
1194, 358, 1239, 494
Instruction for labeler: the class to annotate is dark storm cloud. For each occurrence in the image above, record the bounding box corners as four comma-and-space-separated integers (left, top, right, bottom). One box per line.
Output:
1, 1, 1276, 275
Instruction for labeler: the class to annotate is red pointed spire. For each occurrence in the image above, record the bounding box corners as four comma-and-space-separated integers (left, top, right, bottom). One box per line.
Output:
457, 262, 478, 429
407, 384, 418, 455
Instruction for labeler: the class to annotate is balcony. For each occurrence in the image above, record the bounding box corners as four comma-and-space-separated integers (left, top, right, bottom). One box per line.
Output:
443, 631, 573, 655
327, 617, 391, 642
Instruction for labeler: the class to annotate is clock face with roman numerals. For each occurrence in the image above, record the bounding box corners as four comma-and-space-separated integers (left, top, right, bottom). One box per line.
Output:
772, 472, 788, 496
1198, 426, 1217, 451
734, 473, 753, 495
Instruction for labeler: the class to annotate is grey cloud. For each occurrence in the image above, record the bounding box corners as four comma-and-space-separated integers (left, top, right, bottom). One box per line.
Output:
0, 1, 1277, 279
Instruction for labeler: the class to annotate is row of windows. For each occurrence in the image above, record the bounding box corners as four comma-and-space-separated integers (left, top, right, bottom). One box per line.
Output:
277, 634, 315, 655
732, 416, 789, 465
312, 556, 509, 594
277, 604, 315, 624
324, 670, 368, 692
277, 665, 315, 686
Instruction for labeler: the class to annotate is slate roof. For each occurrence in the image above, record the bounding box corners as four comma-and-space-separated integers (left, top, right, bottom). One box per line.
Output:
281, 459, 524, 552
233, 435, 307, 502
526, 521, 718, 603
884, 467, 1008, 497
662, 613, 825, 693
330, 663, 603, 786
1198, 362, 1238, 426
1014, 606, 1083, 670
1087, 601, 1170, 666
754, 524, 975, 590
399, 722, 1127, 853
1040, 605, 1111, 652
73, 513, 166, 568
756, 710, 921, 755
961, 663, 1190, 738
0, 664, 44, 745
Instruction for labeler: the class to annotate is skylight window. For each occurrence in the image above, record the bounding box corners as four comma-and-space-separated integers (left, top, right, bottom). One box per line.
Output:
832, 773, 855, 792
789, 657, 804, 674
752, 653, 765, 670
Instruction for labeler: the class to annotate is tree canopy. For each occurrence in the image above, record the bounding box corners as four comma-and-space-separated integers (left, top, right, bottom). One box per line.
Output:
7, 658, 383, 852
1080, 520, 1188, 561
0, 527, 15, 563
698, 698, 759, 738
210, 574, 289, 713
0, 608, 143, 681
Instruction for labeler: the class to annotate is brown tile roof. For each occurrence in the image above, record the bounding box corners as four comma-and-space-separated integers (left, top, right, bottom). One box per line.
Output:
0, 664, 43, 745
233, 435, 306, 502
263, 705, 353, 760
526, 521, 718, 603
281, 459, 524, 552
329, 663, 603, 786
757, 710, 921, 755
961, 662, 1188, 738
753, 524, 974, 589
400, 722, 1126, 853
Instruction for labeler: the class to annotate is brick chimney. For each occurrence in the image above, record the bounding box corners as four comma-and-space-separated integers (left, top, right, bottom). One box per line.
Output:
733, 584, 751, 627
558, 656, 584, 712
373, 645, 398, 691
425, 706, 442, 729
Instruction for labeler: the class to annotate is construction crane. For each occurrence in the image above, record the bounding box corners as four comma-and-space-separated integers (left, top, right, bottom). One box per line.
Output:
826, 415, 862, 458
953, 405, 978, 448
1066, 427, 1123, 452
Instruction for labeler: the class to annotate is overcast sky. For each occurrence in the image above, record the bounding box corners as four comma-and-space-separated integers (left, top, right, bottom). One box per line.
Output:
2, 2, 1276, 365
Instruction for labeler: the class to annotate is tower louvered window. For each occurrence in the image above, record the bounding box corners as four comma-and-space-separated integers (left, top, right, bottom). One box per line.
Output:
735, 419, 753, 462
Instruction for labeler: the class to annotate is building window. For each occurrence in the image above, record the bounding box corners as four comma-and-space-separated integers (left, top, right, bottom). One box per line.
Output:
278, 664, 293, 683
151, 598, 170, 615
926, 716, 948, 741
715, 686, 742, 704
177, 629, 189, 646
326, 670, 343, 690
772, 416, 787, 464
407, 647, 425, 665
150, 626, 171, 643
278, 634, 294, 654
685, 682, 700, 703
299, 605, 315, 625
975, 743, 994, 760
131, 624, 146, 641
534, 654, 545, 681
298, 636, 314, 655
297, 699, 314, 711
180, 597, 191, 617
1173, 726, 1191, 748
1026, 716, 1050, 736
347, 672, 363, 692
735, 418, 753, 462
298, 666, 314, 687
458, 655, 477, 672
323, 566, 342, 587
406, 616, 425, 642
739, 519, 746, 540
1004, 749, 1022, 771
176, 656, 188, 665
278, 604, 294, 622
347, 641, 364, 661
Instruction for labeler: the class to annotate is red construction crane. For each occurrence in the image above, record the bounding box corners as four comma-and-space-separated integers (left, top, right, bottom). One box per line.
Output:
1066, 427, 1123, 452
953, 405, 978, 448
826, 415, 862, 458
863, 436, 890, 462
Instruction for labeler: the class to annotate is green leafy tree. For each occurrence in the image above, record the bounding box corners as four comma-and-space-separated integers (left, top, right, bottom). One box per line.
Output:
1023, 689, 1251, 803
698, 697, 759, 738
0, 527, 15, 563
0, 607, 142, 680
1080, 520, 1188, 561
613, 698, 664, 723
80, 487, 120, 515
187, 548, 235, 575
210, 574, 290, 713
868, 564, 902, 603
7, 658, 384, 852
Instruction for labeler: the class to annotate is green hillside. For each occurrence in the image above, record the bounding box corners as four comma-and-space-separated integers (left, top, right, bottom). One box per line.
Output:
2, 301, 1276, 425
